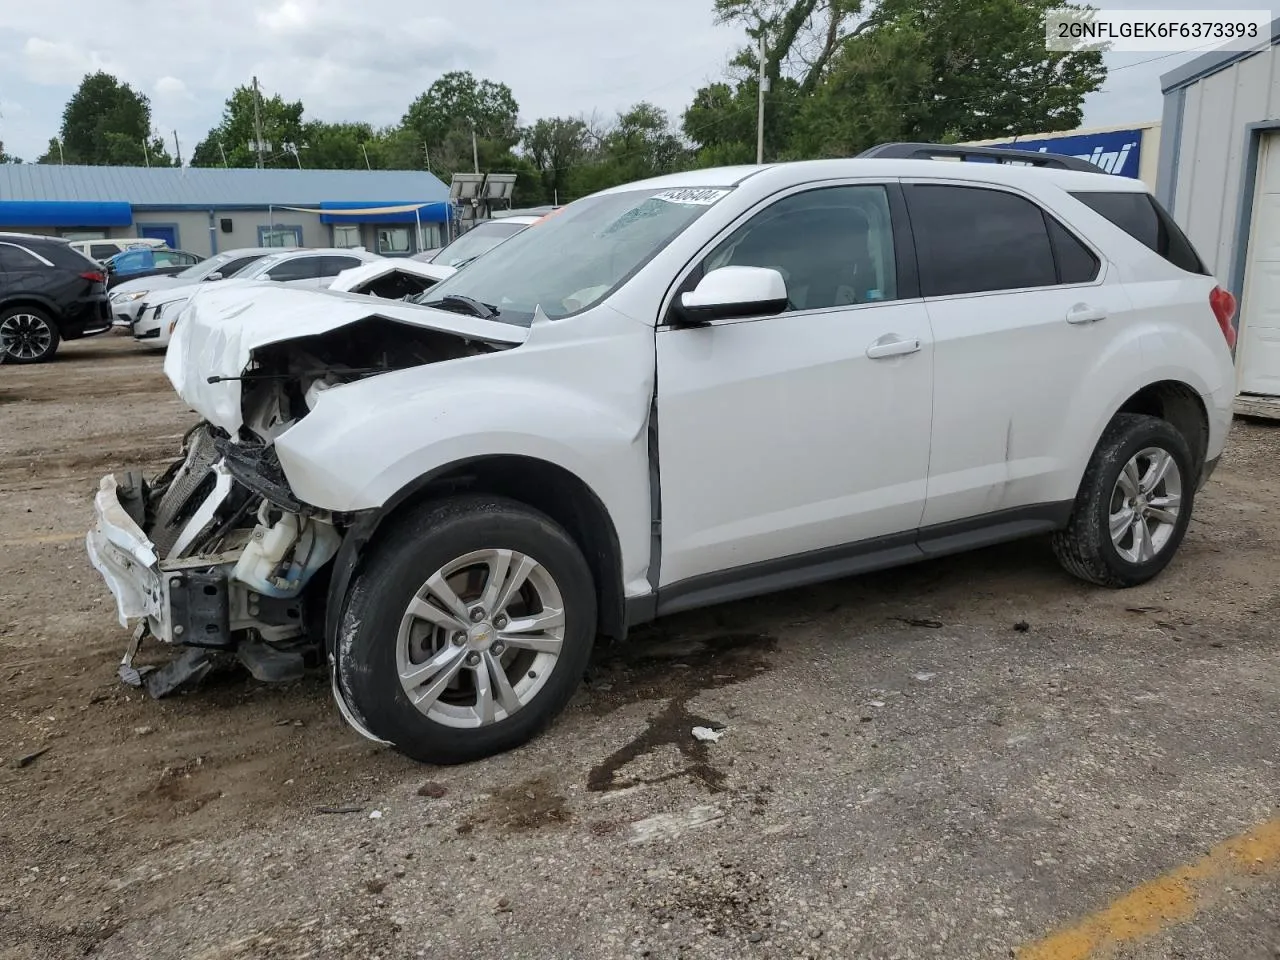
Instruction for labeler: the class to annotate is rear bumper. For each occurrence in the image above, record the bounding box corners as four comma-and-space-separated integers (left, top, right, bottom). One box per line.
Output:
60, 298, 112, 340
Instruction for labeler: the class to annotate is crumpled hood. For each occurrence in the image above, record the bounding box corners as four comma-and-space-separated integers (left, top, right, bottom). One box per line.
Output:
163, 283, 527, 435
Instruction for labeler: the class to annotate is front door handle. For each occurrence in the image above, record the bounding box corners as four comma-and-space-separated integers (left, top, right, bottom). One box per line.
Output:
866, 335, 921, 359
1065, 303, 1107, 324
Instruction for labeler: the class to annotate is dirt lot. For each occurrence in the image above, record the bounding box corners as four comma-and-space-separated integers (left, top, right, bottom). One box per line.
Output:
2, 336, 1279, 960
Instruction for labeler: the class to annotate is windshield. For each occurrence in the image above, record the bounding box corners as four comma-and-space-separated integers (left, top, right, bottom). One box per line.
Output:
174, 251, 237, 281
417, 187, 732, 326
431, 220, 527, 267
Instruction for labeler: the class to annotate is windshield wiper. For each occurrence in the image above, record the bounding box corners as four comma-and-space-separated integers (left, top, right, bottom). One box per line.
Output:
420, 294, 499, 320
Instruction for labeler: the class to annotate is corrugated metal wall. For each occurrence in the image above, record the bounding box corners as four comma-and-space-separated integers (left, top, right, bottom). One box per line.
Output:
1171, 47, 1280, 278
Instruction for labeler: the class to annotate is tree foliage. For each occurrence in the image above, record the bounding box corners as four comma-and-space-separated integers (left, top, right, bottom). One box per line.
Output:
0, 140, 20, 164
189, 84, 306, 168
37, 71, 171, 166
700, 0, 1104, 160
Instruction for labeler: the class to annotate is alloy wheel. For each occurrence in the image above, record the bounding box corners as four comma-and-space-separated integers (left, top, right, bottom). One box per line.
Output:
0, 313, 53, 361
1109, 446, 1183, 564
395, 548, 565, 729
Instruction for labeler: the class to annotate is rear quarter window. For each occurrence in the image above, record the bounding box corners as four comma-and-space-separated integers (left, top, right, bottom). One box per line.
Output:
1070, 190, 1207, 275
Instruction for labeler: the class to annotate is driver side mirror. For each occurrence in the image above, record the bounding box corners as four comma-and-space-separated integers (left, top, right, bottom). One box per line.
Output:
672, 266, 788, 326
204, 272, 223, 282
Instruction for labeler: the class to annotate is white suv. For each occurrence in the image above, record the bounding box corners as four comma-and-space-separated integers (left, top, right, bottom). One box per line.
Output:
87, 143, 1238, 764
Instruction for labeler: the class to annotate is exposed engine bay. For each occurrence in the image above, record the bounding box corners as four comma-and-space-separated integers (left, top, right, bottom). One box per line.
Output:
92, 315, 504, 699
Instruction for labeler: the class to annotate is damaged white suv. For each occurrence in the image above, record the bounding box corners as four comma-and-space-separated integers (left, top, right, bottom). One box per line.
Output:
87, 143, 1238, 764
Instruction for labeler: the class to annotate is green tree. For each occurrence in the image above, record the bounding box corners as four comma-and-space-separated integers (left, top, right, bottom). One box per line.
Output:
301, 120, 380, 169
37, 71, 171, 166
682, 75, 802, 164
708, 0, 1104, 159
189, 84, 305, 168
521, 117, 589, 203
401, 71, 521, 178
0, 140, 20, 164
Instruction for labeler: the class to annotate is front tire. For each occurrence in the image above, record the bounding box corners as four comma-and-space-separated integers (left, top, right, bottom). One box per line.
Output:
1052, 413, 1196, 587
0, 307, 60, 363
340, 495, 597, 764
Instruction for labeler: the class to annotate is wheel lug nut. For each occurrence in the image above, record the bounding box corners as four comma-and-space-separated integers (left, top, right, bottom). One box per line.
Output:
452, 632, 466, 646
491, 642, 505, 656
465, 652, 481, 666
469, 607, 486, 623
493, 614, 508, 629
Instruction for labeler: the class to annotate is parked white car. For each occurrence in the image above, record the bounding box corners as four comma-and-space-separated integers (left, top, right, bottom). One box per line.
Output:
88, 144, 1237, 765
131, 247, 382, 349
110, 247, 284, 328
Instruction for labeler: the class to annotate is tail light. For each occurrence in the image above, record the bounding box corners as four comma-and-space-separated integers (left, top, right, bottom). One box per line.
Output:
80, 270, 106, 284
1209, 285, 1237, 349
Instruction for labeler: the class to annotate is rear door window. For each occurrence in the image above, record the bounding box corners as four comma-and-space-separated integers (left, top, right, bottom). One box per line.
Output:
90, 243, 119, 260
0, 244, 43, 273
318, 255, 365, 277
1070, 190, 1207, 274
265, 257, 320, 282
906, 184, 1058, 296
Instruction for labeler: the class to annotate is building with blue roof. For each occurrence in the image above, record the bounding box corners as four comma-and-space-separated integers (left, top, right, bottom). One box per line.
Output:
0, 164, 453, 258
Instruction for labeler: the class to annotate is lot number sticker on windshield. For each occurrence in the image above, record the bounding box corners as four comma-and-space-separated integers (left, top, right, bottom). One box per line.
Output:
653, 188, 730, 205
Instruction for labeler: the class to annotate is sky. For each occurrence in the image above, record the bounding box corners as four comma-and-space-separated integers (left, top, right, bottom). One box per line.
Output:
0, 0, 1251, 163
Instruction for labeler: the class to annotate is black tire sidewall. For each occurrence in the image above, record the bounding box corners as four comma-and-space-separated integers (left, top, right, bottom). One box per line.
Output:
341, 496, 597, 764
0, 306, 59, 364
1087, 417, 1196, 584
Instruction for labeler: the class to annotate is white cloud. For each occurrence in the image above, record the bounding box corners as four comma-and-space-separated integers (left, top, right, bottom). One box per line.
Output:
153, 76, 192, 101
21, 37, 120, 86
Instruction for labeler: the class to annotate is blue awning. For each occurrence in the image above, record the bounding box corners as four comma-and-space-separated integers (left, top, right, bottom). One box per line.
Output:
0, 201, 133, 228
318, 200, 453, 224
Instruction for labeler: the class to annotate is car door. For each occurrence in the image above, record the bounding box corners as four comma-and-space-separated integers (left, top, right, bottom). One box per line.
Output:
655, 182, 934, 594
903, 180, 1130, 530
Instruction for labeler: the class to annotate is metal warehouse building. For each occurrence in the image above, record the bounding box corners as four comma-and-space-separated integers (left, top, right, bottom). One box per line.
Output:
1158, 18, 1280, 417
0, 165, 452, 260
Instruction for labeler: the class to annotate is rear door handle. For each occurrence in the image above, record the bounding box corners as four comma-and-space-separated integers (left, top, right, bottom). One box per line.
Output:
1065, 303, 1107, 324
866, 335, 921, 359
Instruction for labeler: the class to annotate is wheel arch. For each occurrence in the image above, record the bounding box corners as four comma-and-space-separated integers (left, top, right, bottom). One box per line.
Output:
0, 295, 59, 318
323, 454, 627, 658
1113, 379, 1209, 476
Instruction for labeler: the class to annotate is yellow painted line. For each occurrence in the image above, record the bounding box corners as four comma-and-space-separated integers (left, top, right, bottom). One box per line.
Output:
4, 532, 83, 547
1018, 816, 1280, 960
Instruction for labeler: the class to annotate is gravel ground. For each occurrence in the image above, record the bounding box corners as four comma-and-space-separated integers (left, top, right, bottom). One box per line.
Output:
1, 336, 1278, 960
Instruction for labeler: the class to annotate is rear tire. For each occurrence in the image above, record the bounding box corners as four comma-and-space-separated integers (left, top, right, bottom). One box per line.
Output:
340, 495, 596, 764
1052, 413, 1195, 587
0, 307, 60, 363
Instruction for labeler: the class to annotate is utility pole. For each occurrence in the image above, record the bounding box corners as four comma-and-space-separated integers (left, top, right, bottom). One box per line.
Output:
218, 141, 227, 167
756, 30, 767, 165
57, 138, 64, 165
252, 75, 265, 169
142, 137, 150, 168
471, 121, 480, 175
173, 129, 182, 167
423, 142, 431, 173
361, 142, 371, 170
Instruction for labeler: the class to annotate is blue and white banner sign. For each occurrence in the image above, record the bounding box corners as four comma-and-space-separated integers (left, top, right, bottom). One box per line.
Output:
981, 129, 1144, 178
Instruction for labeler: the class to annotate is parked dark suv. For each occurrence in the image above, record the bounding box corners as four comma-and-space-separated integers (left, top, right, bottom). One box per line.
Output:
0, 233, 112, 363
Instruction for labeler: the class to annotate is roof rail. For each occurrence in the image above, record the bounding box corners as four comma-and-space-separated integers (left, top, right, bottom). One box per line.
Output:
857, 141, 1105, 174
